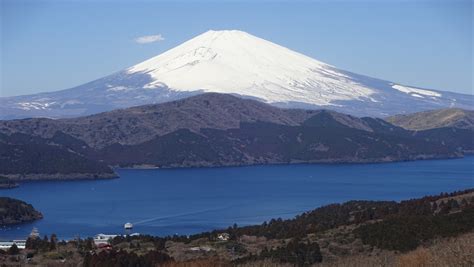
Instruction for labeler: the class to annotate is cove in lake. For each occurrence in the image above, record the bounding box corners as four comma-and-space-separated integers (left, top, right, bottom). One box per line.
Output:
1, 157, 473, 240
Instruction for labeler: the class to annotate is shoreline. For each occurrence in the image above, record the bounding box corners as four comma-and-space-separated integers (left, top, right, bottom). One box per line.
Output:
0, 152, 466, 179
1, 154, 470, 182
115, 153, 465, 171
0, 183, 19, 189
0, 172, 118, 182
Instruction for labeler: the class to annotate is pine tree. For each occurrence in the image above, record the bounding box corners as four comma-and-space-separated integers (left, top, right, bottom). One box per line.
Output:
8, 244, 20, 255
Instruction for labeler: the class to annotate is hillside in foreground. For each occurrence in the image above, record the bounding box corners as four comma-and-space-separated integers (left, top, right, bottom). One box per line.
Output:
1, 189, 473, 266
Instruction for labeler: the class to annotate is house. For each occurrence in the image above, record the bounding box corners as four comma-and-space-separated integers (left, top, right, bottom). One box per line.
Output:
217, 233, 230, 241
93, 234, 118, 245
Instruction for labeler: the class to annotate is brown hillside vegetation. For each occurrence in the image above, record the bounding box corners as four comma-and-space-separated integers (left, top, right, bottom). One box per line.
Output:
316, 232, 474, 267
387, 108, 474, 131
235, 232, 474, 267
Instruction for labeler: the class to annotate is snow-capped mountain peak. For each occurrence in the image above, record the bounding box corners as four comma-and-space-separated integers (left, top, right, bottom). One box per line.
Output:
127, 30, 375, 106
0, 30, 472, 119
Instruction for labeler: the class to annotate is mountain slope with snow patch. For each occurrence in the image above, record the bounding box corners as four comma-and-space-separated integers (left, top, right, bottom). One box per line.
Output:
0, 30, 472, 119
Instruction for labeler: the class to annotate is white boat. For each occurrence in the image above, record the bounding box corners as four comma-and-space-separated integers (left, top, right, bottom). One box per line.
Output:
124, 222, 133, 229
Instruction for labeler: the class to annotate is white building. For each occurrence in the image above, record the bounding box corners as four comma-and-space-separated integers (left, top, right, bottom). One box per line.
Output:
0, 240, 26, 250
93, 234, 118, 245
217, 233, 230, 241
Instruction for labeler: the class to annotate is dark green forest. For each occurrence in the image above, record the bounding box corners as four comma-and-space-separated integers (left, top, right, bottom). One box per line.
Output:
0, 197, 43, 225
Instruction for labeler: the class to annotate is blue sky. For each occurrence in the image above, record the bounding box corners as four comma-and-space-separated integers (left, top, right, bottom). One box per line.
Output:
1, 0, 472, 97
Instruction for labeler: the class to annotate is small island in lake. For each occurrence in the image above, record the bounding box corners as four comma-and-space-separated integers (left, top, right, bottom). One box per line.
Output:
0, 197, 43, 226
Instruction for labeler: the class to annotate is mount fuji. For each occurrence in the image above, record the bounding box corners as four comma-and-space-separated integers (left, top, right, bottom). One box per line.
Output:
1, 30, 472, 119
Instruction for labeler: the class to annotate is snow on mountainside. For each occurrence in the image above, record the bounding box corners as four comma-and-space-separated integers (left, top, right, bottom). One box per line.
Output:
0, 30, 472, 119
127, 30, 377, 106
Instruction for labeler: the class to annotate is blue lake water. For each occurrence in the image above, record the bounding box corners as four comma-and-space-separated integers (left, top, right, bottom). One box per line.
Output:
1, 157, 473, 240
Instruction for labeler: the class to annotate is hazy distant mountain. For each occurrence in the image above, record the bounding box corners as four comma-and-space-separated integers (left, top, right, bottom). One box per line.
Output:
387, 108, 474, 131
0, 30, 472, 119
0, 93, 469, 176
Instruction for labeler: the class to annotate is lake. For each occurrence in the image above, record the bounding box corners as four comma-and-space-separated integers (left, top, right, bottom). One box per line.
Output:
1, 157, 473, 240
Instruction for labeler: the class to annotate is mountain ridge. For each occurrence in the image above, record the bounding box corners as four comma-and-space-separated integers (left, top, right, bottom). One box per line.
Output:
0, 93, 374, 149
0, 30, 472, 119
1, 93, 471, 178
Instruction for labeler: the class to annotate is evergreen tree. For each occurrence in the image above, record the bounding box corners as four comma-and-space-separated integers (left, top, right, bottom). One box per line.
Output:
8, 244, 20, 255
49, 234, 57, 250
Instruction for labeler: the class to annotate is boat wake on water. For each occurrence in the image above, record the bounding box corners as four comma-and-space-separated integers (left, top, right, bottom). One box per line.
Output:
131, 206, 235, 226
